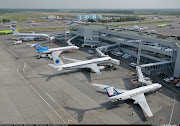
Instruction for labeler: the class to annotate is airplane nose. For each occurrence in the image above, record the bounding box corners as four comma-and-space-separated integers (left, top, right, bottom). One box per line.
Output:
159, 84, 162, 88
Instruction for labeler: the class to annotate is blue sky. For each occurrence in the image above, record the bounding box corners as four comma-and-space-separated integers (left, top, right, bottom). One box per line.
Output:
0, 0, 179, 9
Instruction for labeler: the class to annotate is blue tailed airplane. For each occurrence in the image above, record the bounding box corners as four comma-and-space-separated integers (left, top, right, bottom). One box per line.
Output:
31, 44, 79, 59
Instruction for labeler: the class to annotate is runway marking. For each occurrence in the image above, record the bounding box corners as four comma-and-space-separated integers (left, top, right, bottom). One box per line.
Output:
28, 75, 78, 124
23, 62, 26, 73
0, 43, 68, 124
163, 87, 176, 125
155, 72, 177, 124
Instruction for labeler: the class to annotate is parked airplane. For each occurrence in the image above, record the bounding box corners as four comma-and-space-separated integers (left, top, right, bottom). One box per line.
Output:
30, 22, 39, 27
92, 83, 162, 117
66, 21, 74, 25
0, 26, 19, 34
132, 22, 147, 31
31, 43, 79, 58
157, 23, 166, 27
9, 25, 50, 41
27, 20, 34, 23
48, 51, 113, 75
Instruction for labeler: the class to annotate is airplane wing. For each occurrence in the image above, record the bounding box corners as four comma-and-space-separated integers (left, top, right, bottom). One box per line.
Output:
85, 64, 101, 75
26, 43, 41, 47
92, 83, 111, 89
63, 56, 82, 62
131, 93, 153, 117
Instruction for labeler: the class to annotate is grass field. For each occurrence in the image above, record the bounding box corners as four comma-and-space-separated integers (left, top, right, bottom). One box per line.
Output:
0, 12, 75, 23
0, 12, 48, 22
19, 27, 70, 32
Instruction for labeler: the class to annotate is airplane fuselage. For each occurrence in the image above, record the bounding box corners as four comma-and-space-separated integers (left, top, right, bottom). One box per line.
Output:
39, 46, 78, 54
60, 57, 111, 70
16, 33, 49, 39
108, 84, 162, 100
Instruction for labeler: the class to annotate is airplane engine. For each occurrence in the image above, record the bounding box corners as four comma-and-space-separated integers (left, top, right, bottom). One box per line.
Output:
133, 101, 138, 104
98, 66, 105, 70
91, 66, 105, 73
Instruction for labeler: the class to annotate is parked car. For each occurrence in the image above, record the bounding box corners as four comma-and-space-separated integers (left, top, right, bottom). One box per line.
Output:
129, 62, 137, 68
164, 78, 171, 83
169, 77, 174, 81
122, 54, 131, 59
113, 51, 123, 56
176, 83, 180, 87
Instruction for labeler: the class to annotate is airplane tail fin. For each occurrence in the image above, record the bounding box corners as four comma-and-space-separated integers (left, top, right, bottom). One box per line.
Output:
27, 43, 41, 47
52, 51, 64, 66
92, 84, 115, 97
16, 26, 19, 31
33, 44, 49, 53
9, 25, 19, 35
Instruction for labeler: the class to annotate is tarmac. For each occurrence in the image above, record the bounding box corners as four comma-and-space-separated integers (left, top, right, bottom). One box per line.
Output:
0, 32, 179, 125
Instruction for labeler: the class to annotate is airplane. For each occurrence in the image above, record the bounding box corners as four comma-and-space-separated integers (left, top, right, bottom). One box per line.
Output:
30, 22, 39, 27
9, 25, 50, 41
132, 22, 147, 31
31, 43, 79, 59
48, 51, 114, 75
92, 83, 162, 117
157, 23, 166, 28
9, 19, 17, 27
27, 20, 34, 23
0, 26, 19, 34
66, 21, 74, 25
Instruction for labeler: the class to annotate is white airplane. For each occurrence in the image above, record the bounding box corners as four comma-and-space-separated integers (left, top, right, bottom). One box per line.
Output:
30, 22, 39, 27
9, 25, 50, 41
48, 51, 113, 75
30, 43, 79, 58
132, 22, 147, 31
92, 83, 162, 117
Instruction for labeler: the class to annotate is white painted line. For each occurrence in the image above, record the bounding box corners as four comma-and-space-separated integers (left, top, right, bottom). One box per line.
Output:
162, 87, 176, 125
161, 81, 180, 94
0, 43, 67, 124
23, 62, 26, 73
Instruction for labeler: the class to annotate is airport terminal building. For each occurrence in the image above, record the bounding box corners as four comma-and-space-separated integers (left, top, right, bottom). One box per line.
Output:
70, 24, 180, 78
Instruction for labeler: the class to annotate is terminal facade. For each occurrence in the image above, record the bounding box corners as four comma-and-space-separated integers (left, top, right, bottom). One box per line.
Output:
70, 24, 180, 78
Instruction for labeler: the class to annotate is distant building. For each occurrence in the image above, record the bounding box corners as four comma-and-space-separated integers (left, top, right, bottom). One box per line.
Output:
70, 24, 180, 78
76, 15, 82, 20
47, 15, 60, 19
76, 14, 102, 20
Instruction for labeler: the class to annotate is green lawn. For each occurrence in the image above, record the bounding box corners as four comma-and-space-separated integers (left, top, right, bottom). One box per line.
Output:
19, 27, 70, 32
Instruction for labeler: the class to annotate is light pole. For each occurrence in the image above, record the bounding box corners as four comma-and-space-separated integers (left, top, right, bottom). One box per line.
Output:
137, 29, 142, 66
64, 16, 67, 43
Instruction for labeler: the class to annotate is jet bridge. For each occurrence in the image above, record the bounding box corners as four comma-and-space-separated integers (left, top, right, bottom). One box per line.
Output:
66, 35, 78, 46
136, 66, 153, 86
96, 46, 120, 65
140, 61, 173, 75
135, 61, 173, 87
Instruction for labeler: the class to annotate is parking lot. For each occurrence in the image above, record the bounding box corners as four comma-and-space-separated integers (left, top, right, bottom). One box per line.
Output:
0, 32, 180, 124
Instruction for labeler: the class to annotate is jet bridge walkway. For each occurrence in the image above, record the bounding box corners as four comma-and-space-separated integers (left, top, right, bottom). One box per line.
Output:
140, 61, 173, 75
66, 35, 78, 46
135, 61, 173, 87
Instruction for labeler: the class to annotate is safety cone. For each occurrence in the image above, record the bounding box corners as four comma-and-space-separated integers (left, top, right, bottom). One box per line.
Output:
160, 118, 163, 121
